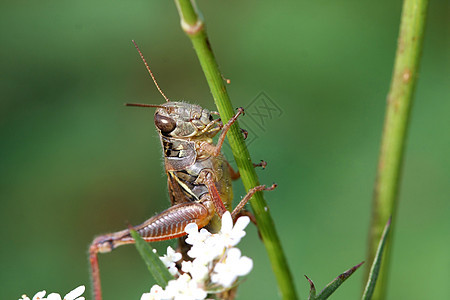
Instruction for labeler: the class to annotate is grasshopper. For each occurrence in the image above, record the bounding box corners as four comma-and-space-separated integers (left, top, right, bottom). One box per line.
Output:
89, 42, 276, 300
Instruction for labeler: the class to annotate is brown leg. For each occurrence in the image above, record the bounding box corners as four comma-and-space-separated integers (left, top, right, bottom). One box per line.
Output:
233, 209, 258, 226
231, 183, 277, 218
241, 128, 248, 140
200, 171, 228, 217
200, 167, 276, 221
212, 107, 245, 156
226, 161, 241, 181
89, 201, 214, 300
226, 160, 268, 181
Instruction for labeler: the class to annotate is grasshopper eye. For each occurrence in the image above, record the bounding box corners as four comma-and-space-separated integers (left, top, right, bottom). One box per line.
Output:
155, 114, 176, 134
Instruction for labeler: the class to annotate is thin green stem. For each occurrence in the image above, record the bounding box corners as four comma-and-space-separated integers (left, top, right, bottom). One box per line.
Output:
174, 1, 298, 299
366, 0, 428, 299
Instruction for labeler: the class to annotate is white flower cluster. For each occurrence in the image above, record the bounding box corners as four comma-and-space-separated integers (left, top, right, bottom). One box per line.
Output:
141, 212, 253, 300
18, 285, 85, 300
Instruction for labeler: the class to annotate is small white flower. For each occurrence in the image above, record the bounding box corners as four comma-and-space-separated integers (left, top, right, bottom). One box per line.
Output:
160, 246, 182, 266
159, 246, 182, 276
184, 222, 225, 264
165, 274, 207, 300
33, 291, 46, 300
142, 212, 254, 298
47, 293, 62, 300
181, 260, 209, 282
184, 224, 211, 246
20, 286, 85, 300
187, 234, 225, 264
21, 290, 46, 300
167, 265, 179, 276
165, 273, 191, 294
211, 248, 253, 288
140, 285, 166, 300
219, 212, 250, 247
63, 285, 85, 300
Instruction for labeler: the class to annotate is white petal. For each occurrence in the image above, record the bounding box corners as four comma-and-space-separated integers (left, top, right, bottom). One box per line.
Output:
165, 274, 192, 297
168, 264, 180, 276
210, 247, 253, 288
220, 212, 233, 233
160, 247, 181, 270
233, 216, 250, 232
141, 285, 166, 300
150, 285, 164, 295
198, 228, 210, 236
171, 253, 182, 263
186, 279, 207, 299
185, 259, 209, 282
32, 291, 46, 300
150, 285, 166, 299
226, 247, 242, 260
211, 264, 237, 288
181, 260, 193, 273
184, 223, 198, 235
47, 293, 62, 300
235, 256, 253, 276
140, 293, 152, 300
167, 246, 175, 256
63, 285, 85, 300
188, 238, 224, 263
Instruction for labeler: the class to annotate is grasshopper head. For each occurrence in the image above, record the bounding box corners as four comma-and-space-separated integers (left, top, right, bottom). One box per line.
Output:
154, 102, 219, 138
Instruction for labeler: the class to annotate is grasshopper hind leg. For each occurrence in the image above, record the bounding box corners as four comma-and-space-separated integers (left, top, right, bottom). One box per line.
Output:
89, 201, 215, 300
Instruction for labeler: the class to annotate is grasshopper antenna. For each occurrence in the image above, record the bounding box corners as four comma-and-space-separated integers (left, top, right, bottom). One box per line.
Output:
132, 40, 170, 102
125, 103, 166, 109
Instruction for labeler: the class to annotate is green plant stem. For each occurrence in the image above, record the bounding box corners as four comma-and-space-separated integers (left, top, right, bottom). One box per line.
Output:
366, 0, 428, 299
174, 1, 298, 299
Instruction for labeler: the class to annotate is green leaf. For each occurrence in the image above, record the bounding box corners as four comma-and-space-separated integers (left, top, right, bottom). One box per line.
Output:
362, 217, 392, 300
130, 229, 173, 287
314, 261, 364, 300
304, 275, 317, 300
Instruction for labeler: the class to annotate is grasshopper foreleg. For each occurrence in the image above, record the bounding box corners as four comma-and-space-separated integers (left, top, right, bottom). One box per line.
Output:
89, 201, 215, 300
199, 107, 244, 157
214, 107, 245, 155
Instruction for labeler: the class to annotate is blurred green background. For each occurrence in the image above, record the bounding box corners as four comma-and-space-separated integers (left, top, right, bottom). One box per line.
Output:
1, 0, 449, 299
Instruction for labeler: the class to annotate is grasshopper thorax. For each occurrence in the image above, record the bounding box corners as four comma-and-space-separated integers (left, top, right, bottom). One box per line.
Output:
154, 102, 219, 139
